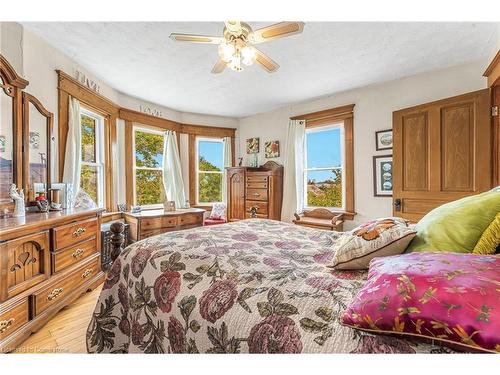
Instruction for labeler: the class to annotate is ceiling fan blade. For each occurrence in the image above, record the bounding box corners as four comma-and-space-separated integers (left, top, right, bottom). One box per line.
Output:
224, 21, 242, 34
169, 33, 225, 44
254, 48, 279, 73
211, 59, 227, 74
249, 22, 305, 44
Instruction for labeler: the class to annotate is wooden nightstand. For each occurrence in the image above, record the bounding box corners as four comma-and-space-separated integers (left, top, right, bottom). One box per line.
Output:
293, 208, 344, 231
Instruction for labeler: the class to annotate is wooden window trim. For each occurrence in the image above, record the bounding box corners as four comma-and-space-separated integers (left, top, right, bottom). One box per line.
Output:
291, 104, 355, 218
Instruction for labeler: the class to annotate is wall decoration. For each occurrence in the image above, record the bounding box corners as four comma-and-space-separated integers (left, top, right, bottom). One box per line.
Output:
246, 137, 260, 154
74, 70, 101, 93
139, 104, 163, 118
375, 129, 393, 150
0, 135, 5, 152
265, 140, 280, 158
29, 132, 40, 149
373, 155, 393, 197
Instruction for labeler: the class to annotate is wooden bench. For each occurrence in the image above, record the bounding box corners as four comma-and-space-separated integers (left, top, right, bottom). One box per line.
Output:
293, 208, 344, 231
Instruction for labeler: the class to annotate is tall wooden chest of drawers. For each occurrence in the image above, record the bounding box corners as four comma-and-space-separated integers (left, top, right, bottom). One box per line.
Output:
226, 161, 284, 221
0, 208, 104, 352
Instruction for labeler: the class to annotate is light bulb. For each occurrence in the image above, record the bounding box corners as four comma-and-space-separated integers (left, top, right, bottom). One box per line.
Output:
240, 46, 257, 66
229, 55, 242, 71
218, 42, 235, 63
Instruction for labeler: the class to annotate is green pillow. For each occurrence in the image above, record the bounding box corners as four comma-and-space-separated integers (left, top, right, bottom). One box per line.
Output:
407, 190, 500, 253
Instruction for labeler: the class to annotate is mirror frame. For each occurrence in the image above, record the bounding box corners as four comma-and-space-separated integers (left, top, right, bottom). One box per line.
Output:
22, 92, 54, 202
0, 55, 29, 210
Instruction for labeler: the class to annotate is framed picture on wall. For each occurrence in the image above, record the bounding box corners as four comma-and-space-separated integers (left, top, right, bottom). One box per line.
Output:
246, 137, 259, 154
375, 129, 393, 150
373, 155, 393, 197
265, 140, 280, 158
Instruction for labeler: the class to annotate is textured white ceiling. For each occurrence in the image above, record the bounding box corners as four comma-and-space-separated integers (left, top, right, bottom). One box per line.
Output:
23, 22, 498, 118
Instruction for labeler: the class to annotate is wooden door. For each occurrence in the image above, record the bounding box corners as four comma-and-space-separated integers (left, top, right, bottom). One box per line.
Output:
227, 168, 246, 221
393, 89, 491, 221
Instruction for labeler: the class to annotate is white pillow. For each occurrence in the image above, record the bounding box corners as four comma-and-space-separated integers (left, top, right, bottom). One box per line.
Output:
329, 217, 416, 270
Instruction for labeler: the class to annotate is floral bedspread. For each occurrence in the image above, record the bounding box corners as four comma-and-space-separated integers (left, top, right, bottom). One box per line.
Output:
86, 219, 451, 353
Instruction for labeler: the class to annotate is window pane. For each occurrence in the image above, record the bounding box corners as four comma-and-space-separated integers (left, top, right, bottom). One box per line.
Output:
198, 141, 223, 171
306, 169, 342, 208
135, 130, 164, 168
198, 172, 222, 203
81, 114, 96, 163
136, 169, 165, 205
80, 164, 99, 204
306, 127, 341, 168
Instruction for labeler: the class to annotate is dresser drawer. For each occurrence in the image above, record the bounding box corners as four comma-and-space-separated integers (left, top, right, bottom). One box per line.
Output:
52, 238, 98, 274
0, 299, 29, 341
178, 214, 203, 226
246, 175, 268, 189
245, 200, 269, 215
141, 216, 178, 231
141, 228, 172, 239
246, 188, 268, 201
53, 217, 98, 250
32, 256, 99, 316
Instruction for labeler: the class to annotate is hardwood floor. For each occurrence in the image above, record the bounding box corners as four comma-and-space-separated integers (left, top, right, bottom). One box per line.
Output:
13, 286, 102, 354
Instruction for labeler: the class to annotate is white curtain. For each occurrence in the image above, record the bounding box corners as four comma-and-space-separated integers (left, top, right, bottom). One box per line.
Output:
162, 130, 186, 208
222, 136, 232, 204
62, 96, 81, 205
281, 119, 306, 221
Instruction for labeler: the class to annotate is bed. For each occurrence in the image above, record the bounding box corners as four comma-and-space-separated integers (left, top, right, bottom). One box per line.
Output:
86, 219, 453, 353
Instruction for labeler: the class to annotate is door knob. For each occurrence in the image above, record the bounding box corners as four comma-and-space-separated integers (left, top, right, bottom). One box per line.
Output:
394, 199, 402, 212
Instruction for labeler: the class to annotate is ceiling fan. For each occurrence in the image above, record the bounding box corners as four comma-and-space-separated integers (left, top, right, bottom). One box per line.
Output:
169, 21, 305, 74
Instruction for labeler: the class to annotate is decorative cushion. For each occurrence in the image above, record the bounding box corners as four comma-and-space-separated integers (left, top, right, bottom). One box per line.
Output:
341, 252, 500, 353
406, 190, 500, 253
209, 202, 226, 220
473, 213, 500, 255
328, 217, 416, 270
204, 218, 227, 226
74, 189, 97, 209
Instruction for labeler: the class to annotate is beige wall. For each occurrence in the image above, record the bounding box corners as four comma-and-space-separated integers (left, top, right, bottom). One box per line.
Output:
237, 60, 490, 228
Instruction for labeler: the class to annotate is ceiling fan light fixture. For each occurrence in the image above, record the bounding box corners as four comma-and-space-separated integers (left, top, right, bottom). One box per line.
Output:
228, 54, 243, 71
240, 46, 257, 66
218, 42, 235, 62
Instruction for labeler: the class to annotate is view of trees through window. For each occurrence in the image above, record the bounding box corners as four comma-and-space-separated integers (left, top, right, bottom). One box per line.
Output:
305, 126, 343, 208
134, 129, 165, 206
197, 140, 223, 203
80, 113, 100, 204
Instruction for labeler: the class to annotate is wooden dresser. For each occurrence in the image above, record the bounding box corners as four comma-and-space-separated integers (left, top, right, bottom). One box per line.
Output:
0, 208, 104, 352
226, 161, 284, 221
123, 208, 205, 242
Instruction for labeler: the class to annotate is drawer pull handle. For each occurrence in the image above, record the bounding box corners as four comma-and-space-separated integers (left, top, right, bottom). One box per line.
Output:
252, 193, 260, 196
0, 318, 15, 334
72, 227, 86, 237
72, 248, 85, 258
82, 268, 94, 279
47, 288, 63, 301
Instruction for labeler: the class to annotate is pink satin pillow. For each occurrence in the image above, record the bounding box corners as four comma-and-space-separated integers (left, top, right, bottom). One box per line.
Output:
341, 252, 500, 353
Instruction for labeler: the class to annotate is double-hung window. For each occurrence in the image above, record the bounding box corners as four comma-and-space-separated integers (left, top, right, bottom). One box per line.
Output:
133, 127, 166, 207
196, 138, 224, 204
80, 108, 105, 207
304, 123, 345, 210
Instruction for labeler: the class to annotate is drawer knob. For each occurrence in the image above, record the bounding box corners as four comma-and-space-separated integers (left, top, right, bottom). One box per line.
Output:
0, 318, 15, 334
72, 227, 86, 237
81, 268, 94, 279
253, 193, 260, 197
47, 288, 63, 301
72, 248, 85, 258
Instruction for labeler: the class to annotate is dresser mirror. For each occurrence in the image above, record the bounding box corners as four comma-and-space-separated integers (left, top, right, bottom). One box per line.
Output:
23, 93, 54, 202
0, 74, 15, 204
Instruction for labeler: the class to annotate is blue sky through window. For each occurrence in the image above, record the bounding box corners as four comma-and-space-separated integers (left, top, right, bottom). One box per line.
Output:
199, 140, 223, 170
306, 127, 341, 182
